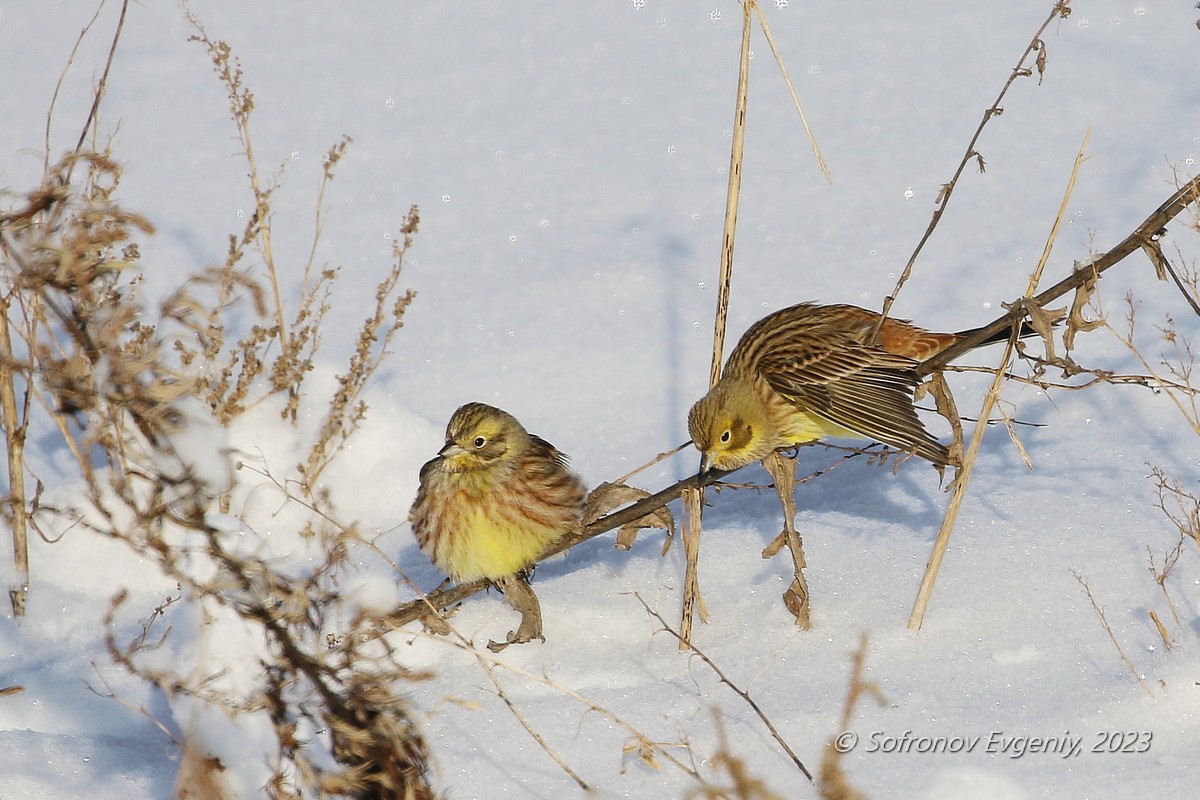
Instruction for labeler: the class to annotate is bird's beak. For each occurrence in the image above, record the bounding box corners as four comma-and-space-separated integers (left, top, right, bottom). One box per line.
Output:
438, 442, 465, 458
698, 451, 713, 475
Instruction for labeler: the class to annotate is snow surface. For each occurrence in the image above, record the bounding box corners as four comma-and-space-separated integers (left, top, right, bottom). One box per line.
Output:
3, 1, 1200, 798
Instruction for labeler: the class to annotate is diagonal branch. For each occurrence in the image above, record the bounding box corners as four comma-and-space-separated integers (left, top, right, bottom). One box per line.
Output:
918, 172, 1200, 377
633, 592, 813, 782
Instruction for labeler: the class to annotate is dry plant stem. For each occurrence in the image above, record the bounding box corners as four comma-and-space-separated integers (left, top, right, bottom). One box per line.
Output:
1107, 317, 1200, 433
475, 654, 589, 791
1072, 571, 1152, 695
909, 128, 1088, 630
633, 593, 813, 782
750, 1, 830, 182
761, 452, 810, 629
921, 172, 1200, 376
440, 631, 705, 785
184, 11, 289, 350
43, 1, 104, 171
613, 441, 691, 485
907, 337, 1015, 631
1147, 610, 1173, 650
1155, 244, 1200, 317
696, 711, 788, 800
1027, 127, 1090, 294
708, 0, 751, 389
0, 295, 29, 616
1147, 535, 1186, 625
874, 0, 1072, 339
684, 0, 752, 647
392, 584, 702, 790
679, 487, 706, 648
818, 633, 881, 800
8, 0, 130, 617
68, 0, 131, 165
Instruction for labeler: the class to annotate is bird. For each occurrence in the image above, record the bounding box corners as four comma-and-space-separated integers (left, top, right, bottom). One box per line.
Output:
688, 302, 1015, 473
409, 402, 587, 651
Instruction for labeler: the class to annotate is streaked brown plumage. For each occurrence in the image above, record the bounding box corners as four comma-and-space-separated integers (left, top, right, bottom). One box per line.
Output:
689, 302, 997, 472
409, 402, 586, 650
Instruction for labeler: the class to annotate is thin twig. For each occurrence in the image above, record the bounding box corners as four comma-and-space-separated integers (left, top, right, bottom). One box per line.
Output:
633, 592, 813, 782
751, 1, 830, 182
70, 0, 131, 162
44, 0, 106, 173
874, 0, 1073, 341
478, 656, 589, 790
1072, 571, 1152, 695
374, 548, 706, 788
613, 441, 691, 486
920, 172, 1200, 376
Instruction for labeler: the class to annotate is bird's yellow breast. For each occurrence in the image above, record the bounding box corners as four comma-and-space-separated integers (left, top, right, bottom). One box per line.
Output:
766, 392, 860, 447
461, 507, 554, 580
779, 407, 859, 445
430, 491, 561, 583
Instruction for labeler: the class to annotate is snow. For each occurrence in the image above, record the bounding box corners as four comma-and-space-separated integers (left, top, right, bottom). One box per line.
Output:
3, 1, 1200, 798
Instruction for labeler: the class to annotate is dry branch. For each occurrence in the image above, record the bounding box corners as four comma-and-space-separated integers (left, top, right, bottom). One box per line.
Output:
919, 172, 1200, 376
634, 593, 812, 782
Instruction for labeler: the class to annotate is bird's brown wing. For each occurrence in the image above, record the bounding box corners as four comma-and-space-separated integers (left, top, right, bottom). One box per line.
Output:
528, 434, 573, 472
757, 340, 950, 465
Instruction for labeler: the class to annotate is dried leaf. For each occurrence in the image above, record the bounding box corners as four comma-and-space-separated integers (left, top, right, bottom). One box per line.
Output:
620, 739, 662, 773
928, 373, 964, 472
445, 696, 484, 712
1004, 298, 1066, 362
1034, 39, 1048, 84
584, 482, 675, 552
1065, 263, 1104, 351
1140, 238, 1169, 281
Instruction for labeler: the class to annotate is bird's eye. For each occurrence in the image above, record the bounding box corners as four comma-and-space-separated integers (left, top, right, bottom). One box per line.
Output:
719, 430, 731, 444
473, 436, 486, 448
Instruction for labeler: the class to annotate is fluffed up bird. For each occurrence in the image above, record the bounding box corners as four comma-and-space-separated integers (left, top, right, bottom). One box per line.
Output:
409, 402, 587, 652
688, 302, 1016, 473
